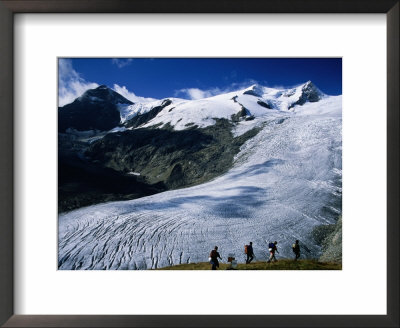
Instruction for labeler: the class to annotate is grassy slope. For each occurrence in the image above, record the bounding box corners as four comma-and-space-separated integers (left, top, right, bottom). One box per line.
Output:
158, 259, 341, 270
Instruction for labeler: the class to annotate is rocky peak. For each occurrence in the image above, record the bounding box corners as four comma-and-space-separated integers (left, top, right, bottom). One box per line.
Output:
79, 85, 133, 105
59, 86, 133, 132
300, 81, 323, 102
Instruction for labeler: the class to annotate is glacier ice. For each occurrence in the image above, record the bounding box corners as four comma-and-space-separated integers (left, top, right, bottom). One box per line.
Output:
58, 96, 342, 270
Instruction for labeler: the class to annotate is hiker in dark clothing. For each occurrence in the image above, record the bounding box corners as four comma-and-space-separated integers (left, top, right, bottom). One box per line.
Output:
210, 246, 222, 270
246, 242, 254, 264
292, 240, 300, 261
267, 241, 278, 263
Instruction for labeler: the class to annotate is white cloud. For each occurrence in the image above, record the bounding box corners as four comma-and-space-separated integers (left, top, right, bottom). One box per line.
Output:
58, 59, 98, 106
175, 87, 224, 100
111, 58, 133, 68
174, 80, 260, 100
112, 84, 156, 103
58, 60, 156, 107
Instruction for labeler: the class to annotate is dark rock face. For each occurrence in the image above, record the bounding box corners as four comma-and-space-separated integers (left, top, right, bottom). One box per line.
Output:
231, 99, 254, 122
85, 119, 260, 190
257, 100, 273, 109
58, 85, 133, 132
58, 158, 166, 213
231, 107, 248, 122
242, 85, 263, 98
82, 85, 133, 104
289, 81, 322, 109
124, 99, 172, 129
299, 81, 322, 103
167, 163, 185, 188
311, 216, 342, 263
243, 89, 261, 97
58, 133, 166, 213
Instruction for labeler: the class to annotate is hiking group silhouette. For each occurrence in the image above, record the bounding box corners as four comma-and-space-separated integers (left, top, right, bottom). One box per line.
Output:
209, 240, 301, 270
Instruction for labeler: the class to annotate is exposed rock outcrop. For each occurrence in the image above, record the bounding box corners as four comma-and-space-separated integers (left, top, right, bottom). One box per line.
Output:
312, 216, 342, 263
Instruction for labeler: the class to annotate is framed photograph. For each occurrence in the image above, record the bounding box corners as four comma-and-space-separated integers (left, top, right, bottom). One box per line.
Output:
0, 1, 398, 327
57, 57, 343, 272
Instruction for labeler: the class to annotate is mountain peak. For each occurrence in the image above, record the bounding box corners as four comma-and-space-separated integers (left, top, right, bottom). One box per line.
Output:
301, 80, 323, 98
243, 84, 263, 97
284, 81, 323, 109
59, 86, 133, 132
301, 80, 318, 91
79, 86, 133, 105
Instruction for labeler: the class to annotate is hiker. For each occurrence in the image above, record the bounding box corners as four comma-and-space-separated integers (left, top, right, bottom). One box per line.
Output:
292, 240, 300, 261
209, 246, 222, 270
245, 242, 254, 264
267, 241, 278, 263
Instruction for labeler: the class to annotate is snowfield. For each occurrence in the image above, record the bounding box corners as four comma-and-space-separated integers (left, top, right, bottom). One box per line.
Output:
140, 82, 326, 131
58, 94, 342, 270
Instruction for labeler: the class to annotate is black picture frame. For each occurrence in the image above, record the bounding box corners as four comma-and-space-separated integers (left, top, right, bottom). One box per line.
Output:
0, 1, 398, 327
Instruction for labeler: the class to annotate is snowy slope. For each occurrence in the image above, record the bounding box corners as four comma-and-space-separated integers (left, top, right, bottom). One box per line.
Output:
58, 95, 342, 270
118, 98, 186, 123
60, 81, 324, 134
138, 81, 324, 131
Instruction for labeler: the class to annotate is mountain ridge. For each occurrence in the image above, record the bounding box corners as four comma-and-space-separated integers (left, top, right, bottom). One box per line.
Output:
58, 81, 328, 133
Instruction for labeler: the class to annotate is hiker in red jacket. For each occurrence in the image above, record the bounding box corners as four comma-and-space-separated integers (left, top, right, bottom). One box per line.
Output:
267, 241, 278, 263
210, 246, 222, 270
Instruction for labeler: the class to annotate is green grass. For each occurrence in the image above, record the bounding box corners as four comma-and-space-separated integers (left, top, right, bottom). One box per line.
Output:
158, 259, 341, 270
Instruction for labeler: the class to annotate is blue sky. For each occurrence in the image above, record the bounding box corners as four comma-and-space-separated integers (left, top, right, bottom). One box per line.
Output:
58, 58, 342, 106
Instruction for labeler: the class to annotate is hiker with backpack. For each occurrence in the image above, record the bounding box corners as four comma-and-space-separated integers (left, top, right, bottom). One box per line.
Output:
267, 241, 278, 263
245, 242, 254, 264
209, 246, 222, 270
292, 240, 300, 261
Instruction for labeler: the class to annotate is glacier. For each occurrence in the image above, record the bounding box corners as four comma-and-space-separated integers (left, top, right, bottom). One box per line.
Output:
58, 94, 342, 270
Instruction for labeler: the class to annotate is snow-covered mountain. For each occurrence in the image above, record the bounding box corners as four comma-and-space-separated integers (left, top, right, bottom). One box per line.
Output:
59, 81, 324, 134
114, 81, 322, 130
58, 82, 342, 270
135, 81, 324, 131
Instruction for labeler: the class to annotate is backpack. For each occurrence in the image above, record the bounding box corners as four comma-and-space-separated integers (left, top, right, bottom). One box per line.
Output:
244, 245, 249, 254
268, 242, 275, 249
210, 250, 216, 258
